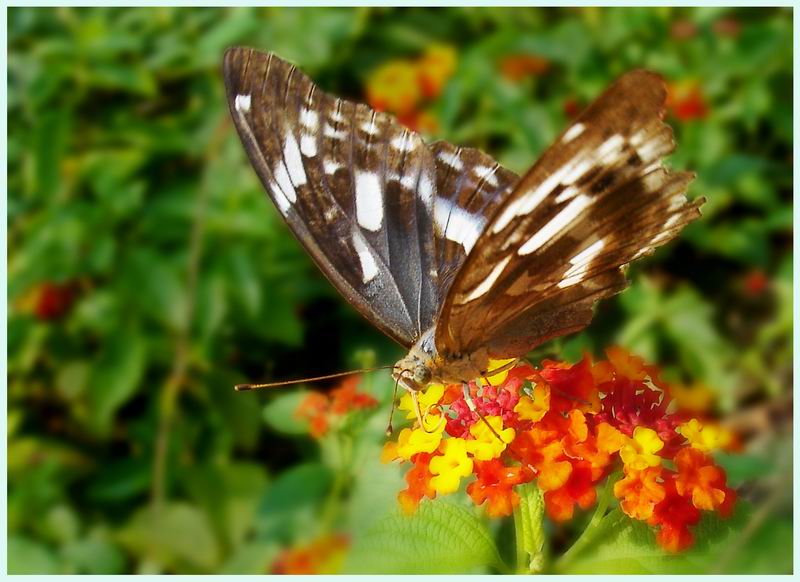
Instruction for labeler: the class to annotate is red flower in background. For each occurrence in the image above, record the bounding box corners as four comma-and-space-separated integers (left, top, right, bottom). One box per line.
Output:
667, 80, 709, 121
34, 281, 78, 321
743, 269, 769, 297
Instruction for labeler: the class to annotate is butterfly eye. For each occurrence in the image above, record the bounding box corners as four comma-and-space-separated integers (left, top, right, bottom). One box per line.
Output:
413, 365, 432, 386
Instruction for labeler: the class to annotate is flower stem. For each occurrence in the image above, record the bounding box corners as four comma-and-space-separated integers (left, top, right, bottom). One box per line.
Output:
512, 483, 546, 574
555, 472, 617, 571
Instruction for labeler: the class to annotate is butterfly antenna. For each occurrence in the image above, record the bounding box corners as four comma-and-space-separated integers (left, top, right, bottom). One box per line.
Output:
411, 390, 426, 432
235, 365, 393, 392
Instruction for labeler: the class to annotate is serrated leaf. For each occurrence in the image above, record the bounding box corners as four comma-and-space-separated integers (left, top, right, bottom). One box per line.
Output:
346, 499, 504, 574
558, 503, 757, 574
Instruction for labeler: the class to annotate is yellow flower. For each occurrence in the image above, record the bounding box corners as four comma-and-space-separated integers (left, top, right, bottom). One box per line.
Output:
482, 358, 517, 386
396, 420, 445, 460
514, 383, 550, 422
620, 426, 664, 470
466, 416, 515, 461
399, 383, 445, 420
366, 60, 421, 115
429, 438, 473, 494
678, 419, 732, 453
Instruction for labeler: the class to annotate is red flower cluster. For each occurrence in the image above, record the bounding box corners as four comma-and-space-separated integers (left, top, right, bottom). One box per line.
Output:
295, 376, 378, 438
365, 44, 456, 132
271, 533, 349, 574
382, 347, 737, 552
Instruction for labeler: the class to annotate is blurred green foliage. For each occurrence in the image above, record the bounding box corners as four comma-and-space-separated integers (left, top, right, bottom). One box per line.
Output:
8, 6, 792, 574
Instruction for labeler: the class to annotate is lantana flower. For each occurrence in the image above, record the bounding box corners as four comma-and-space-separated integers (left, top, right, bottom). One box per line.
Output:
295, 377, 378, 438
381, 346, 738, 552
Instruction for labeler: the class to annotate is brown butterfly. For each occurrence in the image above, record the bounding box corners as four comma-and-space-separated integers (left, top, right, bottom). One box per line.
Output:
223, 47, 703, 409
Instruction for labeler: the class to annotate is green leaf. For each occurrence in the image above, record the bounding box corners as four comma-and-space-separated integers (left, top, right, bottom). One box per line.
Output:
262, 390, 312, 435
117, 502, 220, 573
346, 499, 504, 574
87, 327, 147, 434
8, 535, 60, 574
557, 503, 764, 574
514, 483, 546, 573
254, 463, 333, 541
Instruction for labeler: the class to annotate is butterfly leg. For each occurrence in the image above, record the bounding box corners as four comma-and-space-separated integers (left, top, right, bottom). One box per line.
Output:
462, 382, 506, 444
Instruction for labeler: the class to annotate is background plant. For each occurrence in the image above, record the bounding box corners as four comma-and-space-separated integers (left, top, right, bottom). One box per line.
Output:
8, 6, 792, 574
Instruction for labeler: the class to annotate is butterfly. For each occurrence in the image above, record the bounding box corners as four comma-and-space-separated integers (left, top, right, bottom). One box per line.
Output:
223, 47, 703, 403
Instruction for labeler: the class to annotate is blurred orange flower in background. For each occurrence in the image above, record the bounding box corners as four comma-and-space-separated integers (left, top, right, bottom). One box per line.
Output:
271, 533, 349, 574
499, 53, 550, 81
667, 80, 709, 121
295, 376, 378, 438
365, 44, 456, 133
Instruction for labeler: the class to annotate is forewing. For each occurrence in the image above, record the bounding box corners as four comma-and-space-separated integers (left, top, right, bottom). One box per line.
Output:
223, 48, 519, 347
436, 70, 703, 358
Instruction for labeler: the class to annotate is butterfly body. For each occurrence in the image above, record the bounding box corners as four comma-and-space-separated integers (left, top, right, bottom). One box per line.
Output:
223, 47, 704, 397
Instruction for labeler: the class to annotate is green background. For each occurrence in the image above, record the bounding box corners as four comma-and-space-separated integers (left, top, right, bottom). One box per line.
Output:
8, 6, 792, 574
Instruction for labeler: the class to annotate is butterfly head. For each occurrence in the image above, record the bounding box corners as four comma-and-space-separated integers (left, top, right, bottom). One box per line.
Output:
392, 354, 433, 393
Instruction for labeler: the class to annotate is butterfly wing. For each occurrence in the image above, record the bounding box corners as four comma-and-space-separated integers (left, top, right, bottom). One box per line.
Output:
435, 70, 703, 359
223, 48, 519, 347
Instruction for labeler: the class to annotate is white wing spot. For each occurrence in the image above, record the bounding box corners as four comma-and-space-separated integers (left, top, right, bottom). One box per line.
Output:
462, 255, 512, 303
555, 185, 579, 204
473, 165, 499, 187
418, 171, 435, 205
352, 232, 379, 283
323, 123, 347, 140
518, 194, 591, 255
360, 118, 380, 136
355, 171, 384, 232
330, 106, 345, 123
323, 159, 342, 174
664, 214, 681, 229
283, 134, 307, 186
434, 197, 485, 254
300, 134, 317, 157
596, 134, 625, 162
269, 180, 292, 215
438, 149, 463, 170
563, 122, 585, 142
300, 109, 319, 130
234, 94, 251, 113
272, 164, 297, 207
391, 133, 415, 152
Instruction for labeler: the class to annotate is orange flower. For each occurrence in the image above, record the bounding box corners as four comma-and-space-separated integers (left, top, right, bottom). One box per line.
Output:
540, 356, 600, 413
397, 452, 437, 515
271, 533, 349, 574
467, 459, 526, 517
330, 376, 378, 414
614, 466, 666, 520
417, 44, 457, 98
295, 392, 330, 438
366, 60, 421, 116
543, 461, 596, 522
500, 54, 550, 81
648, 476, 701, 553
674, 448, 728, 511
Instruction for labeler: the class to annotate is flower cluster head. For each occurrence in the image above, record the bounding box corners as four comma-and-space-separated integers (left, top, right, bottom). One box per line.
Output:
382, 347, 737, 552
271, 533, 349, 574
295, 376, 378, 438
365, 44, 457, 132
